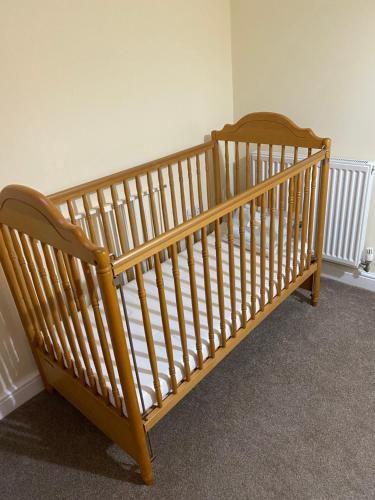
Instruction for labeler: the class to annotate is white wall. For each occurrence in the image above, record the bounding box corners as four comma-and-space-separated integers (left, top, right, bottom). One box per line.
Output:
0, 0, 233, 415
231, 0, 375, 254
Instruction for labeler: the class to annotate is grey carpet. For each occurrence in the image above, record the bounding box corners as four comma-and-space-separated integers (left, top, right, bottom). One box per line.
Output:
1, 278, 374, 499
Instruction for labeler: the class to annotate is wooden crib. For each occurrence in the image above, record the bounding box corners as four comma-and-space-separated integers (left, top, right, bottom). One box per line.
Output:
0, 113, 330, 484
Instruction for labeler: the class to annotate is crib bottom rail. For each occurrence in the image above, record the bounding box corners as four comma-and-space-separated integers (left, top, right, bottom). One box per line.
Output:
36, 349, 145, 467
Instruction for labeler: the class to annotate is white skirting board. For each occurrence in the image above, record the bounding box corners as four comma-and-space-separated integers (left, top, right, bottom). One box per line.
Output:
322, 261, 375, 293
0, 370, 44, 420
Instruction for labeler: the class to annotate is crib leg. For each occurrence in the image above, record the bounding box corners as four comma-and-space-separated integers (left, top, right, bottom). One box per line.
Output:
140, 460, 154, 485
311, 270, 321, 307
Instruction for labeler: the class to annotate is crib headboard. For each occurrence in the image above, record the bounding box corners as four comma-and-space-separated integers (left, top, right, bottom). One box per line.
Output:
212, 112, 325, 149
0, 185, 99, 264
210, 112, 329, 203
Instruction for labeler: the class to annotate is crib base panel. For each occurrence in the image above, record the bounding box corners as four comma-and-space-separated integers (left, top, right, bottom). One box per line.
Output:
144, 263, 318, 431
36, 350, 152, 484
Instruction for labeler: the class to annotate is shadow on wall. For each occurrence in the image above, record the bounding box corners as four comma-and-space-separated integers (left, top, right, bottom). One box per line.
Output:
0, 267, 36, 406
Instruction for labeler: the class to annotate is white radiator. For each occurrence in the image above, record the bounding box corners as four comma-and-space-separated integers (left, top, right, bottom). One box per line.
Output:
253, 152, 374, 268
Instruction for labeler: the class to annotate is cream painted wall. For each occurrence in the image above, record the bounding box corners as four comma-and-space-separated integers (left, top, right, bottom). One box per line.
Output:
0, 0, 233, 409
231, 0, 375, 254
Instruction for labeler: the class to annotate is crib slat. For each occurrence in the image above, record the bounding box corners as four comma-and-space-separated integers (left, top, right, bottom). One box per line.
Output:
235, 142, 240, 195
8, 228, 45, 349
66, 253, 110, 400
66, 199, 77, 225
147, 172, 161, 237
168, 163, 180, 224
205, 150, 211, 210
256, 143, 262, 184
225, 141, 230, 200
97, 188, 115, 255
177, 162, 187, 223
285, 176, 295, 289
227, 211, 237, 337
300, 165, 311, 274
269, 145, 275, 303
260, 193, 266, 310
201, 225, 215, 357
82, 194, 98, 244
250, 200, 257, 319
157, 168, 170, 233
198, 160, 216, 356
196, 155, 204, 214
292, 174, 302, 281
187, 157, 196, 217
134, 263, 163, 407
239, 205, 247, 328
110, 184, 132, 281
110, 185, 127, 254
153, 252, 178, 394
215, 220, 227, 347
82, 262, 122, 410
66, 200, 79, 309
277, 145, 286, 295
307, 164, 317, 267
135, 175, 149, 242
18, 233, 61, 360
294, 146, 299, 165
30, 238, 73, 370
123, 179, 139, 248
176, 161, 187, 252
246, 142, 251, 189
186, 234, 203, 368
170, 243, 191, 381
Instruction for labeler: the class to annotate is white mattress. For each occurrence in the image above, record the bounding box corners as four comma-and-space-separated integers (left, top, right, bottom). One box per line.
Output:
82, 229, 302, 413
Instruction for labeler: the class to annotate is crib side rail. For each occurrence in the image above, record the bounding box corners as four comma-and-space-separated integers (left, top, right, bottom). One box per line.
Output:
111, 146, 330, 428
113, 149, 326, 273
49, 141, 216, 268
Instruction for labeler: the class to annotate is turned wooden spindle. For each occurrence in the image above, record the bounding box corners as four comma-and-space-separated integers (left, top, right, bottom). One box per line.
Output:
277, 145, 286, 295
250, 200, 257, 320
170, 243, 191, 380
285, 176, 295, 289
300, 164, 311, 274
292, 173, 302, 281
227, 211, 237, 337
239, 205, 247, 328
307, 164, 317, 267
215, 220, 227, 347
134, 263, 163, 407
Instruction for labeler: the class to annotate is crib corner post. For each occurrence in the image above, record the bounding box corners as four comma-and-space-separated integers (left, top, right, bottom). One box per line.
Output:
312, 138, 331, 307
94, 249, 153, 485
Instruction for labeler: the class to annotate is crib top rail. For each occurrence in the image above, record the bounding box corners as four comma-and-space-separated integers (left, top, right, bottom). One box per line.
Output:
0, 184, 99, 264
212, 112, 326, 149
49, 140, 214, 205
112, 147, 328, 275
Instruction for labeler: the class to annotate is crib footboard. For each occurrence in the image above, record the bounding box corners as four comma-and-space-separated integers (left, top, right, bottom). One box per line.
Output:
0, 185, 154, 484
112, 142, 330, 430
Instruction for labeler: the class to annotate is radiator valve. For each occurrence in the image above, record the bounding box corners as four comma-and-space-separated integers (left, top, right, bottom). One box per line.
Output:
360, 247, 374, 273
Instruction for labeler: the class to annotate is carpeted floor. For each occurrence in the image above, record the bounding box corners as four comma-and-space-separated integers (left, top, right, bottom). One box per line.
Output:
1, 278, 374, 499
